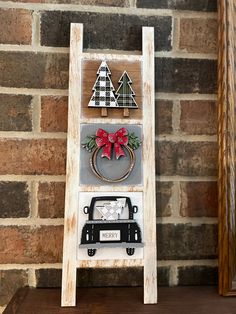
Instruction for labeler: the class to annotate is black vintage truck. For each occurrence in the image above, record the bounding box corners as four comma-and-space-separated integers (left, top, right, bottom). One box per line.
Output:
79, 196, 143, 257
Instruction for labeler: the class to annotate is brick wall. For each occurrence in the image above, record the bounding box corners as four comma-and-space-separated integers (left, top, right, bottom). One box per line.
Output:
0, 0, 218, 310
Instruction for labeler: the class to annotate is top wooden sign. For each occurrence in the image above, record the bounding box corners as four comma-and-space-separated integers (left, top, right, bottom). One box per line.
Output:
82, 59, 142, 119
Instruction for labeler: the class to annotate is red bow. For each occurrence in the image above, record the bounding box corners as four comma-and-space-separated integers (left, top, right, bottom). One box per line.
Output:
95, 128, 129, 160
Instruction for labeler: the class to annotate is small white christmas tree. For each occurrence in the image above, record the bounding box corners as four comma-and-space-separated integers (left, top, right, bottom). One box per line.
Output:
88, 61, 118, 108
115, 71, 138, 108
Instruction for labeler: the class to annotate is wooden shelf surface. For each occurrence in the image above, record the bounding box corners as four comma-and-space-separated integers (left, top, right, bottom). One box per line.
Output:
4, 286, 236, 314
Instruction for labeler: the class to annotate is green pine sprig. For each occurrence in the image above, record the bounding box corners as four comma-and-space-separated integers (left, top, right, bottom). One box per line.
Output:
128, 132, 141, 150
82, 135, 97, 153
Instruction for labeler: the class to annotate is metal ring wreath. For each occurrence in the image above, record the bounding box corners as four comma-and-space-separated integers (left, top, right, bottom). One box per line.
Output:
82, 127, 141, 183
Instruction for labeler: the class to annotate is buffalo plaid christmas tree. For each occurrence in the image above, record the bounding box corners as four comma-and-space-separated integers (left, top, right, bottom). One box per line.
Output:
115, 71, 138, 108
88, 61, 118, 108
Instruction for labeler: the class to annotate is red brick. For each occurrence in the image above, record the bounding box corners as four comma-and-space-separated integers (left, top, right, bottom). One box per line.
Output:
156, 141, 217, 176
0, 226, 63, 263
0, 94, 32, 131
41, 11, 171, 51
35, 267, 170, 287
38, 182, 65, 218
157, 223, 217, 260
0, 270, 28, 306
0, 52, 68, 89
0, 9, 32, 45
180, 181, 218, 217
0, 139, 66, 175
155, 58, 217, 94
41, 96, 68, 132
180, 100, 217, 135
178, 266, 217, 285
155, 100, 173, 135
137, 0, 217, 11
0, 182, 30, 218
179, 18, 217, 54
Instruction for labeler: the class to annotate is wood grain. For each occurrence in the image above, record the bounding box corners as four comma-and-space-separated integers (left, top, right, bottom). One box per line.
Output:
77, 259, 143, 268
142, 27, 157, 304
81, 60, 142, 119
6, 286, 236, 314
61, 23, 83, 306
218, 0, 236, 296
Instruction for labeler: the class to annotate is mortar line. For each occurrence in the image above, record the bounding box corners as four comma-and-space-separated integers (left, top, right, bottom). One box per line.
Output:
129, 0, 136, 8
32, 10, 40, 48
0, 131, 216, 141
28, 268, 37, 287
32, 95, 41, 132
172, 16, 180, 52
171, 181, 181, 218
0, 0, 214, 18
30, 181, 38, 218
0, 2, 218, 18
157, 259, 218, 267
0, 218, 64, 226
0, 131, 67, 139
0, 259, 218, 270
156, 93, 217, 100
0, 174, 216, 182
156, 217, 218, 225
155, 51, 217, 59
0, 44, 69, 53
0, 217, 217, 225
172, 99, 181, 133
0, 174, 217, 182
156, 176, 217, 182
0, 44, 217, 60
0, 87, 68, 96
173, 11, 217, 19
0, 87, 217, 101
0, 2, 171, 15
0, 175, 66, 182
169, 265, 178, 286
0, 264, 62, 270
155, 134, 217, 142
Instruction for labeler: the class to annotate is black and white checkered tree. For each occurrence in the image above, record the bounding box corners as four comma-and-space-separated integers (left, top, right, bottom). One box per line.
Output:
88, 61, 118, 108
115, 71, 138, 108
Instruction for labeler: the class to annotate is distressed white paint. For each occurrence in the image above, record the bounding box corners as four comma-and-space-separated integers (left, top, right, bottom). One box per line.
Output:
80, 118, 142, 125
61, 24, 83, 307
78, 185, 143, 192
62, 24, 157, 306
83, 52, 142, 61
77, 259, 143, 268
142, 27, 158, 304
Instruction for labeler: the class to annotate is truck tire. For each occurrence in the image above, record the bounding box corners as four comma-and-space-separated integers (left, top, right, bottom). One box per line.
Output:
126, 248, 135, 256
88, 249, 96, 257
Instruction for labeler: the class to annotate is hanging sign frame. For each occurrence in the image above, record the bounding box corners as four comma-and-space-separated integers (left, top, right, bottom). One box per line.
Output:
61, 23, 157, 307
